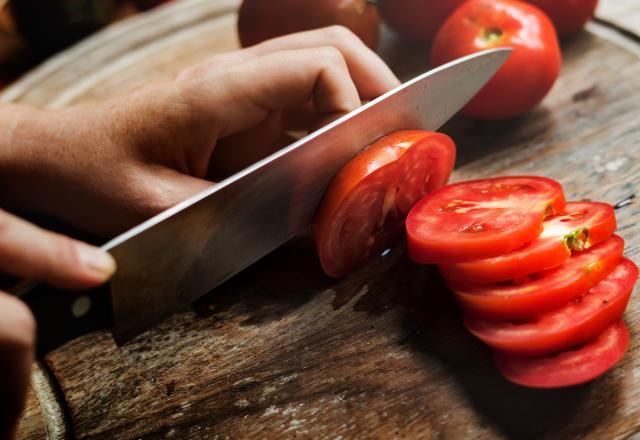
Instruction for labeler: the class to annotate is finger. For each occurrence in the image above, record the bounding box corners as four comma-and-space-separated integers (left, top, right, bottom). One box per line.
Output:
208, 110, 286, 178
195, 47, 361, 138
0, 292, 35, 439
0, 209, 116, 289
246, 26, 401, 99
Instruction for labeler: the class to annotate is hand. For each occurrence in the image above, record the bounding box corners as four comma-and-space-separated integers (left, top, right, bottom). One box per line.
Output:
0, 209, 115, 439
0, 26, 400, 236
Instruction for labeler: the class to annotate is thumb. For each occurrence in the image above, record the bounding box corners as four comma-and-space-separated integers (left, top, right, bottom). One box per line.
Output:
0, 209, 116, 289
0, 291, 35, 440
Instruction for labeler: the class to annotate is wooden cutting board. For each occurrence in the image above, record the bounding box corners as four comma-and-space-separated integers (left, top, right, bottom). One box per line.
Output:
7, 0, 640, 438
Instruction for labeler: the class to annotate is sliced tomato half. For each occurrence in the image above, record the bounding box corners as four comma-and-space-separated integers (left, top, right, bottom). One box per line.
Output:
406, 176, 565, 264
315, 130, 456, 277
439, 201, 616, 284
465, 258, 638, 356
450, 235, 624, 320
494, 320, 629, 388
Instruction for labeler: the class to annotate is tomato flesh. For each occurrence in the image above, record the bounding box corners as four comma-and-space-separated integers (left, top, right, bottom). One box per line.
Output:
439, 201, 616, 284
450, 235, 624, 320
494, 320, 629, 388
465, 258, 637, 356
315, 131, 455, 277
406, 176, 565, 264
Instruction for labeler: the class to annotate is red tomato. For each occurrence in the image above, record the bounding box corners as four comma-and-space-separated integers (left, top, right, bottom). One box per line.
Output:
439, 201, 616, 284
524, 0, 599, 37
378, 0, 468, 44
430, 0, 562, 120
237, 0, 380, 49
450, 235, 625, 319
315, 131, 455, 277
494, 320, 629, 388
406, 176, 565, 264
465, 258, 638, 356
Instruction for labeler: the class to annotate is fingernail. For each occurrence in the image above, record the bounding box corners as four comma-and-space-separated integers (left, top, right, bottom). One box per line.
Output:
77, 244, 117, 279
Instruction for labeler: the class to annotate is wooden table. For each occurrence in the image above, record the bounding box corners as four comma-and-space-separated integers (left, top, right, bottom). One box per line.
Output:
6, 0, 640, 438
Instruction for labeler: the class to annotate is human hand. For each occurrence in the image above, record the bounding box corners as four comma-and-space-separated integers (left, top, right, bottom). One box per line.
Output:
0, 26, 400, 236
0, 209, 115, 439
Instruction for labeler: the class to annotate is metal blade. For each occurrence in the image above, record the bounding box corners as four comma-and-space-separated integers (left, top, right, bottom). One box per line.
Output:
105, 48, 511, 342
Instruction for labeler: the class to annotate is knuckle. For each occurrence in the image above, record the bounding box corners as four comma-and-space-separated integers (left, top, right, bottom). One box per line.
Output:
316, 46, 346, 67
54, 234, 83, 270
323, 25, 356, 42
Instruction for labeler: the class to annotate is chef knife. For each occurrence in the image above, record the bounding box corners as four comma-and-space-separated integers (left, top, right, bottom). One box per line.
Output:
14, 48, 511, 350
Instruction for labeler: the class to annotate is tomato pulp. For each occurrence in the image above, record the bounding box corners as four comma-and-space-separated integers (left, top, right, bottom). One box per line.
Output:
431, 0, 562, 119
315, 130, 455, 277
406, 176, 565, 264
494, 320, 629, 388
465, 258, 638, 356
450, 235, 625, 319
439, 201, 616, 284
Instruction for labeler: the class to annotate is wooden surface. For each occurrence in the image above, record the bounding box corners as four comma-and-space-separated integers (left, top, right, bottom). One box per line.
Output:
6, 0, 640, 438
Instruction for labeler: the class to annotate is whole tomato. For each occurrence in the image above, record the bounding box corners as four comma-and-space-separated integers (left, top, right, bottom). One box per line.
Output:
431, 0, 561, 120
378, 0, 468, 44
237, 0, 380, 49
9, 0, 117, 56
524, 0, 599, 37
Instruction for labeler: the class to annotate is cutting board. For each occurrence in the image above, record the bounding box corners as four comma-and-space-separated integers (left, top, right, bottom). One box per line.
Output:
7, 0, 640, 438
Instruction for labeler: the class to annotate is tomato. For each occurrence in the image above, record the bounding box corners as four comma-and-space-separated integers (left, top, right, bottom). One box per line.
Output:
314, 131, 455, 278
430, 0, 562, 120
439, 201, 616, 284
450, 235, 624, 319
134, 0, 173, 10
494, 320, 628, 388
524, 0, 599, 37
10, 0, 117, 56
237, 0, 380, 49
465, 258, 637, 356
406, 176, 565, 264
378, 0, 468, 44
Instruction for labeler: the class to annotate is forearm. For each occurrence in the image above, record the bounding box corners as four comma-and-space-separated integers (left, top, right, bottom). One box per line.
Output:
0, 103, 105, 216
0, 103, 45, 210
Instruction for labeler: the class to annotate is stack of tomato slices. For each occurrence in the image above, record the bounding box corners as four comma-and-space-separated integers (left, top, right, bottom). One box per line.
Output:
406, 176, 638, 388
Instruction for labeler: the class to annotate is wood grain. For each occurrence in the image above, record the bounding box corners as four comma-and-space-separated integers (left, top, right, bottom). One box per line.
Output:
7, 0, 640, 438
15, 363, 68, 440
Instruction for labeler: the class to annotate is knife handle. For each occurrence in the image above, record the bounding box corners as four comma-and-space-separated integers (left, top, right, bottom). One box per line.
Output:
12, 281, 113, 355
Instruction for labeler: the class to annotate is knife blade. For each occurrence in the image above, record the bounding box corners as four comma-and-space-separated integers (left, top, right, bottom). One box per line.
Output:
15, 48, 511, 347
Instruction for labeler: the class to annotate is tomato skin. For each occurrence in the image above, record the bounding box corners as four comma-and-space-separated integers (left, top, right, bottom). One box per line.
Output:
465, 258, 638, 356
494, 320, 629, 388
315, 131, 455, 277
450, 235, 625, 320
439, 201, 616, 284
378, 0, 468, 44
406, 176, 565, 264
431, 0, 562, 120
524, 0, 598, 37
237, 0, 380, 49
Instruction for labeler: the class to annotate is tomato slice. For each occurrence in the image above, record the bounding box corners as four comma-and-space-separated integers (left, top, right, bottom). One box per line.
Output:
406, 176, 565, 264
494, 320, 629, 388
439, 201, 616, 284
450, 235, 625, 320
465, 258, 638, 356
314, 130, 456, 277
